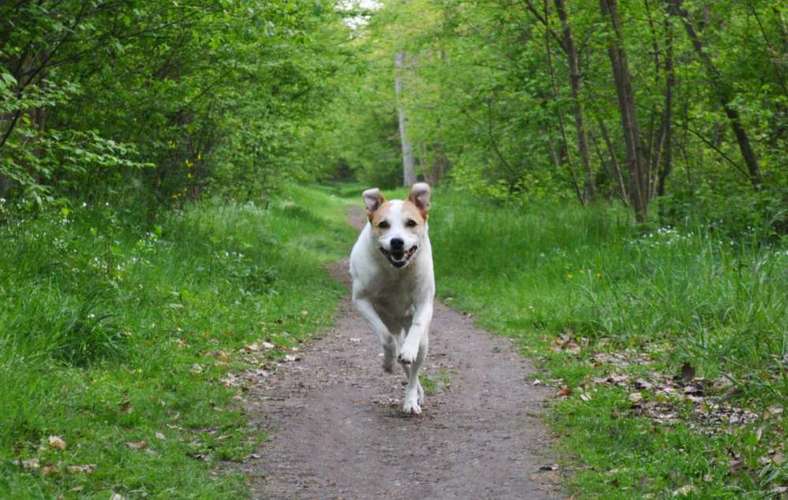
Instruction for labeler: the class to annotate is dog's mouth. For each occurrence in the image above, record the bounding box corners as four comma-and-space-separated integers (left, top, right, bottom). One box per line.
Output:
379, 245, 418, 268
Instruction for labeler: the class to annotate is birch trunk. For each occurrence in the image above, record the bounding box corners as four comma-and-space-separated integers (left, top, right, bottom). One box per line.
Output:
395, 51, 417, 186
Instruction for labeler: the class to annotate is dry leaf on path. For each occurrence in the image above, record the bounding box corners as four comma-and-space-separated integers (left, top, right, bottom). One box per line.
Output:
66, 464, 96, 474
20, 458, 40, 470
48, 436, 66, 450
126, 440, 147, 450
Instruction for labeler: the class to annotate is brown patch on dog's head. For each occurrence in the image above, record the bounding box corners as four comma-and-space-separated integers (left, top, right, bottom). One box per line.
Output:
370, 201, 393, 229
408, 182, 431, 220
401, 200, 426, 226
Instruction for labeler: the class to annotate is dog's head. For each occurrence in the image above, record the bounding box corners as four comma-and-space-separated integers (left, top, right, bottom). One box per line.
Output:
363, 183, 431, 269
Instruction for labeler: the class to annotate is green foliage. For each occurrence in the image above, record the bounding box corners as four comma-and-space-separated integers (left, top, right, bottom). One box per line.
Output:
316, 0, 786, 235
430, 189, 787, 497
0, 186, 352, 497
0, 0, 353, 207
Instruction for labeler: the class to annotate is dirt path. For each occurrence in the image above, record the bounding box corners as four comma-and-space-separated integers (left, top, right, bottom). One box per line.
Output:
240, 209, 560, 499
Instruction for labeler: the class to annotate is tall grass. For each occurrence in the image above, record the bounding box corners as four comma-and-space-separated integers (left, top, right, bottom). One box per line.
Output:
0, 186, 353, 497
432, 193, 785, 387
429, 191, 786, 497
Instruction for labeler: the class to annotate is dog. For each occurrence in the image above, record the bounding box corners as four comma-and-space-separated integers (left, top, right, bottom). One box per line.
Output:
349, 183, 435, 415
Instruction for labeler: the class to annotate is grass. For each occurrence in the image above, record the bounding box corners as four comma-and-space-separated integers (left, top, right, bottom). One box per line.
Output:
0, 185, 354, 498
427, 191, 786, 498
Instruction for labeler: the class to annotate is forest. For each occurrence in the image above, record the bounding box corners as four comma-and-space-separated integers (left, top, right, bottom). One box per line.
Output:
1, 0, 785, 497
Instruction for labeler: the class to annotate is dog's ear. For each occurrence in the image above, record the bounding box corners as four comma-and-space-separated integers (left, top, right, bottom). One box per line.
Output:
363, 188, 384, 216
408, 182, 431, 218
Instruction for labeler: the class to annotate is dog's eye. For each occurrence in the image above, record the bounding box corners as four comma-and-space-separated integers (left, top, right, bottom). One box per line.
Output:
378, 221, 390, 229
405, 219, 418, 228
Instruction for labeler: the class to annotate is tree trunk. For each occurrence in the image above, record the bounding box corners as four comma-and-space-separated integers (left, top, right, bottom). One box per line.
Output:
656, 15, 675, 197
395, 51, 417, 186
542, 2, 583, 204
554, 0, 595, 203
597, 117, 629, 204
668, 0, 762, 188
600, 0, 649, 222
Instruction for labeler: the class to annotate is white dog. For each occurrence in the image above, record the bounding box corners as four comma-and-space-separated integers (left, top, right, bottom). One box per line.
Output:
349, 183, 435, 415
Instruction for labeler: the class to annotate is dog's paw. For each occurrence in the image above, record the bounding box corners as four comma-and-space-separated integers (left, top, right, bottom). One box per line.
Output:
402, 395, 422, 416
398, 343, 418, 365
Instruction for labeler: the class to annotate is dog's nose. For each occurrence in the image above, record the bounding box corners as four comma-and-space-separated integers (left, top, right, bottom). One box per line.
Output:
390, 238, 404, 250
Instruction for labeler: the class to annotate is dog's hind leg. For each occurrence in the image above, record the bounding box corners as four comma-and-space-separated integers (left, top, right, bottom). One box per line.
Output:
402, 334, 428, 415
381, 334, 398, 374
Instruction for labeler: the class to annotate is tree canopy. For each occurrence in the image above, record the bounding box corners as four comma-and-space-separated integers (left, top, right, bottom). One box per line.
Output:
1, 0, 785, 235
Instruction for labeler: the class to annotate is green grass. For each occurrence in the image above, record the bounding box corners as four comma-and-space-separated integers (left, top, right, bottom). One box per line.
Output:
0, 185, 354, 498
428, 191, 787, 498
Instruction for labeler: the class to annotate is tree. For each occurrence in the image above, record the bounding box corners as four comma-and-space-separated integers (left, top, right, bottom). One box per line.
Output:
668, 0, 762, 188
395, 51, 417, 186
600, 0, 650, 222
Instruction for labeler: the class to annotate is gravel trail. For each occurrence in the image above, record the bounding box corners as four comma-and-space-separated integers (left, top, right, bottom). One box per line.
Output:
240, 208, 560, 499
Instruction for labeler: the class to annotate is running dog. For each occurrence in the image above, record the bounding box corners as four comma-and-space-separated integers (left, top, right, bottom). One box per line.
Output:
349, 183, 435, 415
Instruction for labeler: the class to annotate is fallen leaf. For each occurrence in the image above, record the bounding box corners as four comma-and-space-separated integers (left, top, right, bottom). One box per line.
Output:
209, 350, 230, 362
119, 399, 133, 414
679, 362, 695, 383
190, 363, 203, 374
126, 440, 147, 450
20, 458, 40, 471
261, 341, 275, 350
557, 386, 572, 397
221, 373, 239, 387
249, 342, 262, 352
765, 405, 783, 418
629, 392, 643, 404
66, 464, 96, 474
48, 436, 66, 450
110, 493, 126, 500
538, 463, 559, 471
580, 393, 592, 402
634, 379, 653, 390
672, 484, 695, 497
283, 354, 299, 362
155, 432, 166, 440
41, 464, 58, 476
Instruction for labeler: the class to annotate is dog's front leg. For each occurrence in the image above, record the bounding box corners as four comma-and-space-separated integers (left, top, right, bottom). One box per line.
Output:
352, 294, 398, 373
398, 299, 432, 365
399, 300, 432, 415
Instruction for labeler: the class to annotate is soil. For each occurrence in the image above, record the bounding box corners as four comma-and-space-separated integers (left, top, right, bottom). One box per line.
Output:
240, 208, 561, 499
